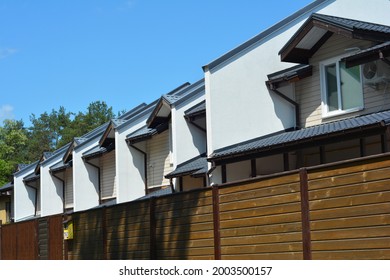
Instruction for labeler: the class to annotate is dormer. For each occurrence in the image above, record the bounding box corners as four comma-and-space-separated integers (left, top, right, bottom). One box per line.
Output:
278, 13, 390, 127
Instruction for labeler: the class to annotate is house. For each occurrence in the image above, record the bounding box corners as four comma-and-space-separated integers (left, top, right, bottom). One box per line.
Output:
10, 0, 390, 223
203, 0, 390, 184
89, 101, 157, 205
13, 161, 39, 221
11, 80, 206, 217
126, 79, 207, 193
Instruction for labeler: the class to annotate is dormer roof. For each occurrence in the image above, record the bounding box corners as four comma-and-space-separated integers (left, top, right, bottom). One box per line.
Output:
279, 13, 390, 64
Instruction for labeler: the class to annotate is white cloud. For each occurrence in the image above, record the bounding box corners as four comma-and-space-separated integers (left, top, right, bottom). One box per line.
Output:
0, 48, 18, 60
0, 104, 14, 123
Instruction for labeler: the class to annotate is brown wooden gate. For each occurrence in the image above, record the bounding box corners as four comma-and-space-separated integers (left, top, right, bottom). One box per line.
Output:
47, 215, 64, 259
1, 219, 38, 260
38, 215, 64, 260
1, 216, 63, 260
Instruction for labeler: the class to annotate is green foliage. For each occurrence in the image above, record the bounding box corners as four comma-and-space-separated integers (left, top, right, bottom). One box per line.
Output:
0, 119, 29, 185
60, 101, 114, 147
28, 106, 73, 159
0, 101, 116, 184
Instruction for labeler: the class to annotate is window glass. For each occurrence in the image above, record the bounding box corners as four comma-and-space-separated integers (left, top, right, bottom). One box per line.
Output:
321, 57, 363, 116
325, 64, 339, 112
340, 62, 363, 110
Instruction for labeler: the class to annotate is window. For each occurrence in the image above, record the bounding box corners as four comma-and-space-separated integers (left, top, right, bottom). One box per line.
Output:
320, 56, 364, 117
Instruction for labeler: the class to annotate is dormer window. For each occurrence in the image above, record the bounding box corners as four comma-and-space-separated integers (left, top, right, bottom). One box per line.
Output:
320, 55, 364, 117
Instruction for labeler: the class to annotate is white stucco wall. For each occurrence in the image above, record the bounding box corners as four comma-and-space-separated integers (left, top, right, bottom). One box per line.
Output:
13, 165, 37, 221
205, 0, 390, 185
205, 0, 390, 155
40, 155, 64, 217
73, 138, 100, 211
116, 117, 148, 203
172, 89, 207, 166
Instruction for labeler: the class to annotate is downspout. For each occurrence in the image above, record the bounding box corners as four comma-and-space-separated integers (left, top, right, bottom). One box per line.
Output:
169, 178, 175, 193
50, 171, 65, 213
266, 82, 300, 128
129, 144, 148, 195
206, 162, 217, 187
84, 160, 102, 205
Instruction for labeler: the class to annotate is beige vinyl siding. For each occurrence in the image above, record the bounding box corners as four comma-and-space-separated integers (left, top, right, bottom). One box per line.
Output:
147, 130, 172, 189
182, 175, 205, 191
101, 151, 117, 200
296, 34, 381, 128
0, 197, 10, 223
64, 168, 74, 208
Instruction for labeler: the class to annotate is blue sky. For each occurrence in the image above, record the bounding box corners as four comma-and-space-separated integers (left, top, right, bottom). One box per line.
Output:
0, 0, 313, 126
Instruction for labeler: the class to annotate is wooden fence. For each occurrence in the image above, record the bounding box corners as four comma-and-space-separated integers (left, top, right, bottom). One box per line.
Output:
2, 153, 390, 260
0, 214, 63, 260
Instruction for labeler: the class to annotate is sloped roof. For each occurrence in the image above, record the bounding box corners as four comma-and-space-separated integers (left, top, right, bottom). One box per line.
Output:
14, 160, 39, 176
17, 163, 30, 171
280, 13, 390, 63
23, 172, 40, 183
0, 181, 13, 192
210, 109, 390, 164
126, 122, 169, 144
126, 126, 158, 144
342, 41, 390, 68
118, 103, 147, 120
82, 142, 115, 160
147, 80, 205, 128
50, 160, 72, 173
184, 100, 206, 119
266, 64, 313, 88
136, 187, 173, 200
165, 153, 207, 179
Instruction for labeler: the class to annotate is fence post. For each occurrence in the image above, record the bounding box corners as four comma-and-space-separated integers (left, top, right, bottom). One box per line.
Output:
299, 168, 312, 260
212, 185, 221, 260
149, 198, 156, 260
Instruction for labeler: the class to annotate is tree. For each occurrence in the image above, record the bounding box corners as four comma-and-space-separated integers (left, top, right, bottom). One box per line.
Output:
28, 106, 73, 159
0, 119, 29, 185
0, 100, 116, 184
84, 101, 115, 129
60, 101, 115, 144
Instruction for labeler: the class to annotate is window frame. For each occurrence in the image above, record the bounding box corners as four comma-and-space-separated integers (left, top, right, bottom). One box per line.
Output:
320, 54, 364, 118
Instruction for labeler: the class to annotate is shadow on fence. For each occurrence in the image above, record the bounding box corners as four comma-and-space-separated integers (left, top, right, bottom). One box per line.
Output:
2, 153, 390, 260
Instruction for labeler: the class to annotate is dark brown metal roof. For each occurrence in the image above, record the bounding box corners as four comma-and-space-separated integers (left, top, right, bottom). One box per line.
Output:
280, 13, 390, 63
342, 41, 390, 68
209, 109, 390, 165
165, 153, 207, 179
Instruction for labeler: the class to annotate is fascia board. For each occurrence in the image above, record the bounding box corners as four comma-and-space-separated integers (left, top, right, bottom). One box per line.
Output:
117, 99, 159, 131
14, 161, 39, 177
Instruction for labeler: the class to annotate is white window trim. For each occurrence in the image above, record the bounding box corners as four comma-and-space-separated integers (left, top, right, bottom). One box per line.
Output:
320, 54, 364, 118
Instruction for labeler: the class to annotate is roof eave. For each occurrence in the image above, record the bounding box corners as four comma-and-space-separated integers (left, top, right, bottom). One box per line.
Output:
209, 122, 386, 166
280, 14, 390, 64
343, 41, 390, 68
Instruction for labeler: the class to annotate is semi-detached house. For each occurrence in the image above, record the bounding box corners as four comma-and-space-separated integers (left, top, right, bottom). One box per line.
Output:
12, 79, 206, 220
9, 0, 390, 223
126, 79, 207, 194
203, 0, 390, 184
